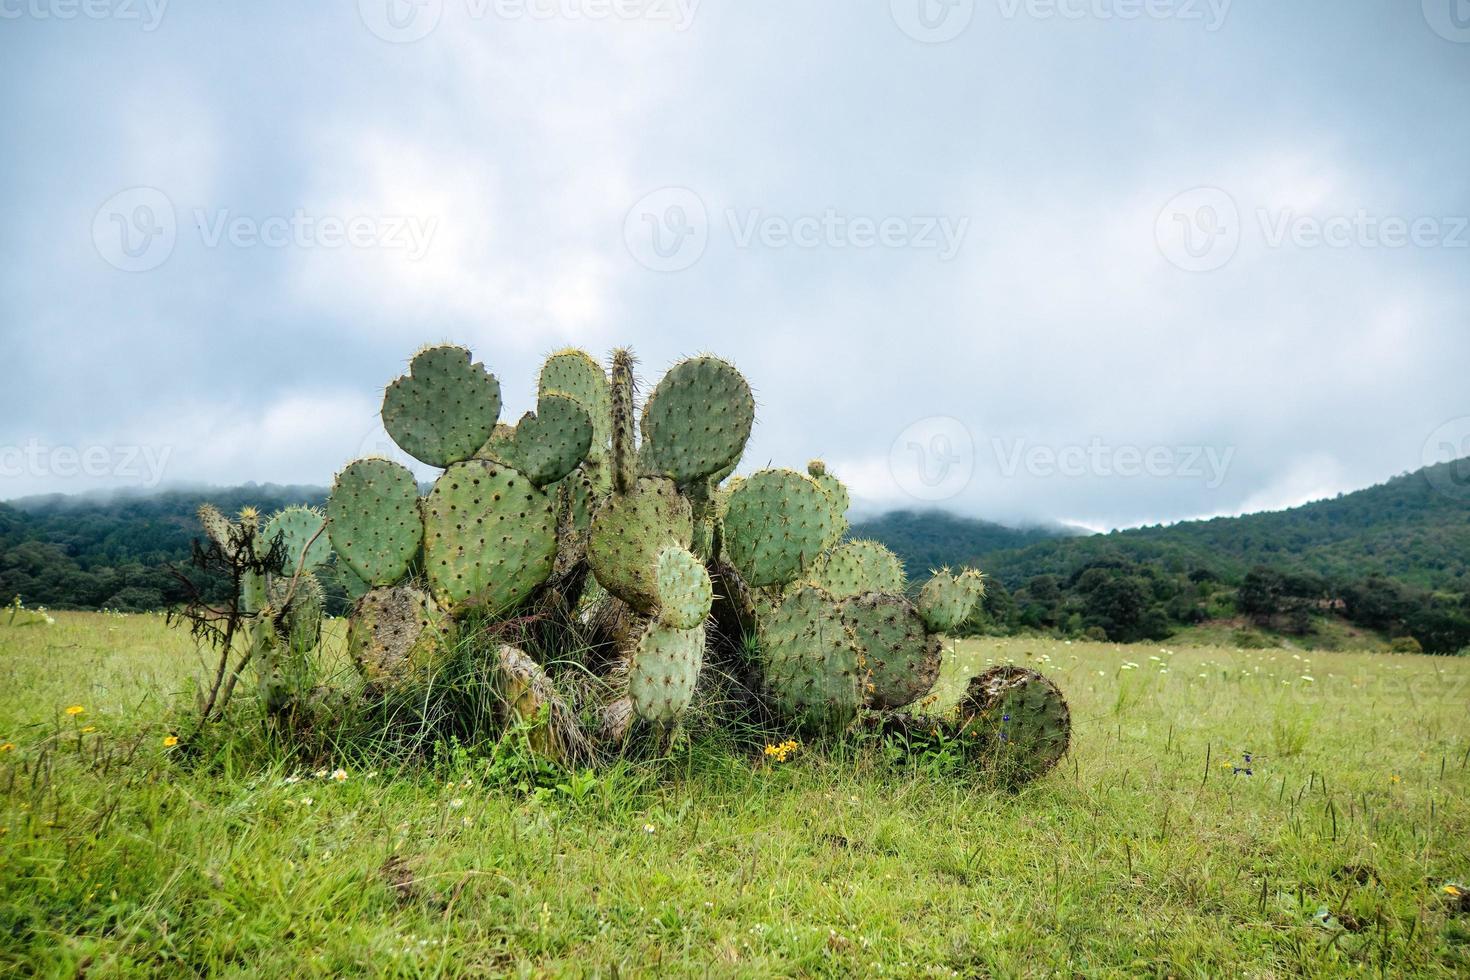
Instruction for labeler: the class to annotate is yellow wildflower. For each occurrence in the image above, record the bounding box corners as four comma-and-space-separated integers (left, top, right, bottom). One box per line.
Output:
0, 743, 14, 753
1390, 774, 1401, 784
1444, 885, 1463, 897
81, 726, 97, 734
163, 735, 179, 748
65, 705, 85, 716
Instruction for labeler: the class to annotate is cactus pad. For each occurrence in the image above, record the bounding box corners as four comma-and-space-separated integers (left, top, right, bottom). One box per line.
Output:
654, 545, 713, 629
957, 665, 1071, 783
381, 345, 502, 467
539, 349, 610, 457
422, 460, 558, 615
808, 459, 850, 548
723, 469, 839, 588
640, 356, 755, 486
495, 645, 587, 760
497, 393, 595, 488
807, 539, 906, 599
264, 505, 331, 573
628, 620, 704, 723
917, 568, 983, 633
326, 458, 424, 587
347, 584, 448, 690
758, 584, 865, 732
840, 592, 941, 711
587, 477, 693, 613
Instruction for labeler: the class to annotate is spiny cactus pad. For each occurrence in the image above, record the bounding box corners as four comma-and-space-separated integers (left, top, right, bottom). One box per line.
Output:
957, 665, 1071, 783
807, 539, 906, 599
807, 459, 851, 548
327, 459, 424, 587
197, 504, 242, 559
263, 506, 331, 573
587, 477, 694, 613
840, 592, 942, 711
503, 393, 595, 488
723, 469, 839, 588
270, 570, 325, 655
758, 585, 865, 732
539, 349, 611, 457
347, 584, 448, 690
655, 545, 713, 629
382, 345, 502, 467
917, 568, 981, 633
640, 356, 755, 486
628, 620, 704, 723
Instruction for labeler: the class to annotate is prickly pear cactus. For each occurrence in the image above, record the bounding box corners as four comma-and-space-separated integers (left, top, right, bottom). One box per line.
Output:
539, 349, 611, 459
495, 644, 588, 761
840, 592, 941, 711
807, 539, 906, 599
628, 620, 704, 724
263, 505, 331, 573
382, 345, 502, 467
956, 665, 1070, 783
481, 393, 594, 489
348, 584, 448, 691
640, 356, 755, 486
421, 460, 557, 615
326, 458, 424, 587
654, 545, 713, 629
807, 460, 850, 548
723, 469, 839, 589
758, 585, 865, 733
588, 477, 694, 613
917, 568, 984, 633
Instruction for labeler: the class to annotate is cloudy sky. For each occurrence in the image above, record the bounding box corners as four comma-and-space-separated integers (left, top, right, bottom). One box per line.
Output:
2, 1, 1467, 530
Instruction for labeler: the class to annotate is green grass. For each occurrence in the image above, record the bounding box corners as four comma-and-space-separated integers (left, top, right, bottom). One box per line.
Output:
2, 614, 1469, 976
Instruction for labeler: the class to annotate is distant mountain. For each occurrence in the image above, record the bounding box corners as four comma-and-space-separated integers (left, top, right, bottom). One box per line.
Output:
847, 510, 1083, 577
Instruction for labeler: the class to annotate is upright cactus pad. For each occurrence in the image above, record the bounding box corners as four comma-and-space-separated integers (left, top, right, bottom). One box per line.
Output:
263, 505, 331, 573
197, 504, 244, 559
758, 585, 865, 733
381, 345, 502, 467
587, 477, 694, 613
654, 545, 713, 629
723, 469, 839, 589
957, 665, 1070, 783
422, 460, 558, 615
326, 459, 424, 587
348, 584, 448, 691
497, 393, 595, 488
539, 349, 611, 457
807, 460, 850, 548
917, 568, 982, 633
840, 593, 942, 711
628, 620, 704, 724
807, 539, 906, 599
640, 356, 755, 486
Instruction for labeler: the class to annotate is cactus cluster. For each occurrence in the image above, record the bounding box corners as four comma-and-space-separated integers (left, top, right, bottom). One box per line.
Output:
192, 343, 1071, 783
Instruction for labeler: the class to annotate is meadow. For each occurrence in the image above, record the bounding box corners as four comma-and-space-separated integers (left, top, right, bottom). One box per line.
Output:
1, 612, 1467, 976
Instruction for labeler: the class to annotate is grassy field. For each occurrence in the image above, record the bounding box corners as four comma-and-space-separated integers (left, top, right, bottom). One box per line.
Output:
1, 613, 1468, 976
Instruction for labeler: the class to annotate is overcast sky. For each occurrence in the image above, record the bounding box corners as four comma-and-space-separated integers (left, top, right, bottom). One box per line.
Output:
1, 1, 1467, 530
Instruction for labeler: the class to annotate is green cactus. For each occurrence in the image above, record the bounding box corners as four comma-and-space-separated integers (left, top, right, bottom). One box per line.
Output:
421, 459, 558, 616
326, 458, 424, 587
807, 459, 850, 549
722, 469, 839, 589
381, 345, 502, 467
628, 620, 704, 724
807, 539, 906, 598
539, 348, 611, 459
263, 505, 331, 574
956, 665, 1070, 783
257, 571, 324, 713
840, 592, 941, 711
654, 544, 713, 629
587, 477, 694, 613
640, 356, 755, 486
482, 393, 594, 489
757, 584, 864, 733
348, 584, 449, 691
917, 568, 983, 633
